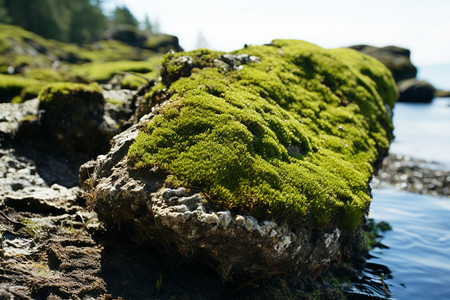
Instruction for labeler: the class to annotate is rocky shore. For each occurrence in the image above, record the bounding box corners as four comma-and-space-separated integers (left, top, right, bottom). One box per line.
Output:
372, 153, 450, 197
1, 25, 448, 299
1, 134, 448, 299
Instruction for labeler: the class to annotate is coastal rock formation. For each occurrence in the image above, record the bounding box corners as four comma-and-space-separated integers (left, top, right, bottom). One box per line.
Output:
397, 78, 435, 103
102, 24, 183, 53
349, 45, 417, 82
81, 40, 398, 281
349, 44, 437, 103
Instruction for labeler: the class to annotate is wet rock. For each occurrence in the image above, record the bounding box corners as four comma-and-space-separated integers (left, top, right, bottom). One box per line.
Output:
397, 78, 436, 103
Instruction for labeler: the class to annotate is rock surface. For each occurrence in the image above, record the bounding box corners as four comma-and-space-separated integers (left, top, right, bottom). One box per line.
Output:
102, 24, 183, 52
82, 40, 398, 281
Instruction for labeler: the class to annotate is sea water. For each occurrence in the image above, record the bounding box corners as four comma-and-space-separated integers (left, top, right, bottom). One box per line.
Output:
389, 97, 450, 167
364, 189, 450, 299
350, 67, 450, 299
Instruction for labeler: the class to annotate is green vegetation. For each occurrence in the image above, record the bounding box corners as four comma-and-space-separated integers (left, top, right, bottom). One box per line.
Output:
128, 40, 398, 230
1, 0, 108, 44
0, 23, 168, 101
38, 82, 102, 109
111, 5, 138, 27
0, 74, 44, 102
73, 58, 160, 82
364, 219, 392, 250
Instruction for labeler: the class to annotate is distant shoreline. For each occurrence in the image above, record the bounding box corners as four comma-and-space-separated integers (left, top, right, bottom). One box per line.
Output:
372, 153, 450, 197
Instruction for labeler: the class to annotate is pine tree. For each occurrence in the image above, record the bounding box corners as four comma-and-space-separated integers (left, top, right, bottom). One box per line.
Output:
111, 5, 138, 27
0, 0, 11, 23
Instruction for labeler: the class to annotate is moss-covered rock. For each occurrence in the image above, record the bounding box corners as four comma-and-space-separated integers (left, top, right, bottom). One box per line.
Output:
82, 39, 397, 282
38, 83, 113, 158
128, 40, 397, 231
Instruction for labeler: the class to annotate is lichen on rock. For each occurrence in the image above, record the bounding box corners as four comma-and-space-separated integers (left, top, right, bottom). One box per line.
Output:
83, 40, 398, 281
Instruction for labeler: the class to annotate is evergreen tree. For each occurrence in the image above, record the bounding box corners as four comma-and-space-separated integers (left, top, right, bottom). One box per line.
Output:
143, 15, 152, 34
0, 0, 11, 23
3, 0, 108, 44
111, 5, 138, 27
68, 0, 108, 44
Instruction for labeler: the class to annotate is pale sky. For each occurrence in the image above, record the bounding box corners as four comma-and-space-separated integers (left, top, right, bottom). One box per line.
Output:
105, 0, 450, 66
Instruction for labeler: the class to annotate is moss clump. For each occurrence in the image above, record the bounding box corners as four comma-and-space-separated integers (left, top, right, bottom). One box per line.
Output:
38, 82, 103, 109
128, 40, 398, 230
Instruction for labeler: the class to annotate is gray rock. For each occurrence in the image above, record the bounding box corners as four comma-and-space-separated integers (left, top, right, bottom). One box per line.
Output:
0, 148, 80, 213
217, 53, 261, 70
0, 99, 39, 139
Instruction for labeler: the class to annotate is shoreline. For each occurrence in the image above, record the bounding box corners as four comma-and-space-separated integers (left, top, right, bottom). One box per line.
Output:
372, 153, 450, 197
1, 144, 448, 298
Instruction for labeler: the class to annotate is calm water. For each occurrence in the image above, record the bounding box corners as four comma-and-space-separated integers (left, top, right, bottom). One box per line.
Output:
365, 189, 450, 299
352, 69, 450, 299
389, 97, 450, 167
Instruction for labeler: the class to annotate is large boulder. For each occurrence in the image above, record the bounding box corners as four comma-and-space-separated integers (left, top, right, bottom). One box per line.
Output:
349, 45, 417, 82
81, 40, 398, 281
397, 78, 436, 103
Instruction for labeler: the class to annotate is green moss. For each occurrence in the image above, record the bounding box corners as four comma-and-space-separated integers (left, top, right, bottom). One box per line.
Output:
78, 40, 157, 62
38, 82, 103, 109
0, 74, 44, 102
73, 59, 158, 82
128, 40, 398, 230
119, 56, 162, 89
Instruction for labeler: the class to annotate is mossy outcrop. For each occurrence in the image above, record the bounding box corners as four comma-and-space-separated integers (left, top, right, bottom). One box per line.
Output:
130, 40, 397, 230
37, 83, 113, 158
83, 40, 397, 281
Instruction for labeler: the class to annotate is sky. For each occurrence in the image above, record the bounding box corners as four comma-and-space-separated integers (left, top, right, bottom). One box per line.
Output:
104, 0, 450, 67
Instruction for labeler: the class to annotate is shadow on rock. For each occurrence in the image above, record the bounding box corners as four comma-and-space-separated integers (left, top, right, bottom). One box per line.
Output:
95, 229, 226, 299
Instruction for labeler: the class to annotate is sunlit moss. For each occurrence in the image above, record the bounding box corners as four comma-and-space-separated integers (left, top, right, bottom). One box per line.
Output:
128, 40, 398, 230
72, 59, 159, 82
38, 82, 103, 109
